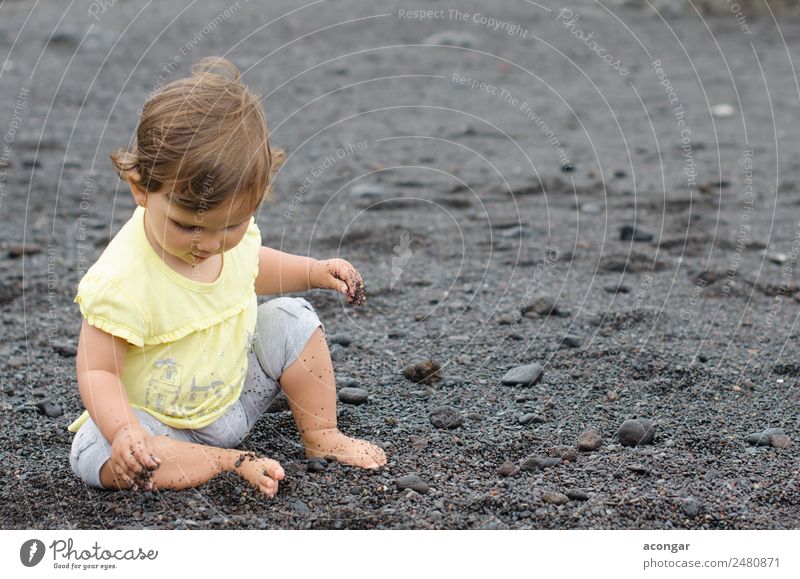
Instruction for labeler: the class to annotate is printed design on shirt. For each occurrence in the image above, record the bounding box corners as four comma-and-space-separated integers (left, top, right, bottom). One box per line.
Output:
144, 355, 246, 419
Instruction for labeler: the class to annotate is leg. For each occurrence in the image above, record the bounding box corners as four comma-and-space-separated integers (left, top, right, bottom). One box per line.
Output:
253, 297, 386, 469
71, 409, 283, 497
279, 327, 387, 469
98, 436, 284, 497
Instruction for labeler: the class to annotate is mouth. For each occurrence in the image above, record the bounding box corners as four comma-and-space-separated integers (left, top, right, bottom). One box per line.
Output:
190, 252, 210, 261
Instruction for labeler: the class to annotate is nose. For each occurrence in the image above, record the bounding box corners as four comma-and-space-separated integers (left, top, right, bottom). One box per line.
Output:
195, 234, 223, 254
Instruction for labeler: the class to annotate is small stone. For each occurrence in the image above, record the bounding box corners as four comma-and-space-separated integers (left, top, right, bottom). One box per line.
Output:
335, 376, 359, 390
518, 413, 544, 426
429, 406, 463, 429
565, 489, 589, 501
517, 412, 544, 426
396, 474, 430, 494
541, 491, 569, 505
306, 458, 328, 473
35, 400, 62, 418
618, 418, 656, 447
627, 464, 650, 475
577, 428, 602, 451
403, 359, 442, 384
329, 344, 348, 362
614, 169, 627, 178
293, 499, 311, 515
764, 251, 789, 265
620, 225, 653, 242
497, 461, 519, 477
423, 31, 477, 48
409, 435, 429, 449
328, 333, 352, 346
7, 243, 42, 257
561, 163, 574, 173
607, 390, 620, 402
53, 342, 77, 357
561, 334, 582, 349
501, 363, 544, 387
746, 428, 785, 447
521, 295, 559, 317
711, 103, 736, 118
350, 182, 388, 199
770, 434, 791, 449
520, 456, 560, 471
338, 387, 369, 405
682, 497, 701, 517
604, 284, 631, 294
581, 202, 602, 215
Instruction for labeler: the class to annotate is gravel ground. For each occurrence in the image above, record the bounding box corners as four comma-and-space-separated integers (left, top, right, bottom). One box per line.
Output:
1, 0, 799, 529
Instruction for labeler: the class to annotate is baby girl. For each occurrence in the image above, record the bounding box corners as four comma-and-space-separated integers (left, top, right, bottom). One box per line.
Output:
68, 57, 386, 498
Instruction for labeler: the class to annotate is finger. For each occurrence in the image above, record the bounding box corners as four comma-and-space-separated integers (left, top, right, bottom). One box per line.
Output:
114, 464, 136, 489
121, 450, 142, 474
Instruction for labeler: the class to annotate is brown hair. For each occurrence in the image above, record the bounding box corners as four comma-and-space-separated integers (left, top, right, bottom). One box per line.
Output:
110, 57, 285, 215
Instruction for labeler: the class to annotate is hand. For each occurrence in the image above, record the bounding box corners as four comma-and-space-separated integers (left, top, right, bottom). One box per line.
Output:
311, 258, 366, 305
109, 423, 161, 491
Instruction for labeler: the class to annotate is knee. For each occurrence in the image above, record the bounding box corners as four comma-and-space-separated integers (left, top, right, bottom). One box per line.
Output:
256, 297, 322, 336
253, 297, 324, 380
69, 422, 108, 490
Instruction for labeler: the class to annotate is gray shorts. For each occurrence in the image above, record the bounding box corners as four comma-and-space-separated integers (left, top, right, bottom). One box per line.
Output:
69, 297, 323, 489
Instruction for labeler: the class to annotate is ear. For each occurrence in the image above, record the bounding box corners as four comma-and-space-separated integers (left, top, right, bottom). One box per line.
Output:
129, 182, 147, 208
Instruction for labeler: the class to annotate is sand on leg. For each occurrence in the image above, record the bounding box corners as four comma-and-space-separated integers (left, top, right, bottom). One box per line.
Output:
278, 326, 387, 469
98, 436, 284, 497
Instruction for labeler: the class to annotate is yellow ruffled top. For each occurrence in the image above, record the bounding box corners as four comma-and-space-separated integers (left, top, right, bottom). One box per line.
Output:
68, 205, 261, 433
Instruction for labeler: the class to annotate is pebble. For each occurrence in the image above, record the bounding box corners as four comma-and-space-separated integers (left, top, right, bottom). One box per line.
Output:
627, 464, 650, 475
350, 182, 389, 199
682, 497, 701, 517
711, 103, 736, 118
501, 363, 544, 387
429, 406, 463, 429
306, 458, 328, 473
614, 169, 627, 178
770, 434, 791, 449
565, 489, 589, 501
541, 491, 569, 505
328, 333, 353, 346
561, 334, 582, 349
35, 400, 63, 418
396, 474, 430, 494
518, 413, 544, 426
581, 202, 602, 215
329, 344, 348, 362
497, 461, 519, 477
7, 243, 42, 257
764, 251, 789, 265
293, 499, 311, 515
338, 387, 369, 405
403, 359, 442, 384
520, 456, 560, 471
604, 284, 631, 294
617, 418, 656, 447
521, 295, 559, 317
745, 427, 785, 447
561, 163, 574, 173
335, 375, 359, 390
423, 31, 477, 48
620, 225, 654, 242
577, 428, 602, 451
52, 342, 78, 357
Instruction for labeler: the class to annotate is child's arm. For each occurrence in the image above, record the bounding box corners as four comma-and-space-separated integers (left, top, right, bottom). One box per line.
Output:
255, 247, 366, 304
76, 320, 161, 487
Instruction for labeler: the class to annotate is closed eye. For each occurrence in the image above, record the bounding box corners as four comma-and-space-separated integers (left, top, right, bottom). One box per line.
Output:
171, 218, 247, 231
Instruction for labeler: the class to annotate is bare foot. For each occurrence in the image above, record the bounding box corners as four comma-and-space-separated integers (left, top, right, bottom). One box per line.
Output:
232, 451, 285, 498
303, 428, 387, 469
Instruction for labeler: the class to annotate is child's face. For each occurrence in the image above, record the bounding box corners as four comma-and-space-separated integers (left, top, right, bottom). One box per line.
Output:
130, 183, 254, 265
